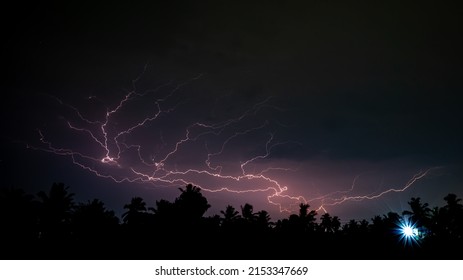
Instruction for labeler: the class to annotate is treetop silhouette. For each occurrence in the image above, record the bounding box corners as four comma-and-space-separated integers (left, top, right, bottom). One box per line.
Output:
1, 182, 462, 260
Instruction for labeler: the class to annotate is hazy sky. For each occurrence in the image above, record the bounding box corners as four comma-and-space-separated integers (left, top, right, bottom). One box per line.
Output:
2, 1, 462, 221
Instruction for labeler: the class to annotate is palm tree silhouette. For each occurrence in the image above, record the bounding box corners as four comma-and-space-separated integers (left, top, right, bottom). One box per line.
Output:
256, 210, 273, 229
403, 197, 431, 227
331, 215, 341, 233
358, 219, 369, 232
72, 199, 119, 235
298, 203, 317, 232
175, 184, 210, 223
343, 219, 359, 235
221, 205, 240, 219
122, 197, 147, 225
444, 193, 463, 213
153, 199, 176, 219
220, 205, 240, 225
241, 203, 257, 223
320, 213, 333, 233
442, 194, 463, 239
37, 182, 75, 241
370, 215, 387, 236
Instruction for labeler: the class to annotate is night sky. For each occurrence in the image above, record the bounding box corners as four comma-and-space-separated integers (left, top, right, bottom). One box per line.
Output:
2, 1, 463, 221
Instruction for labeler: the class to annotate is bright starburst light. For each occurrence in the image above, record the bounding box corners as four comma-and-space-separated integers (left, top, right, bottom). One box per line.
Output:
396, 217, 420, 246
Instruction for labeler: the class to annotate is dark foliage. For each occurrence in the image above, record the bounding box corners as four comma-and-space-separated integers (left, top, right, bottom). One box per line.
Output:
1, 182, 462, 260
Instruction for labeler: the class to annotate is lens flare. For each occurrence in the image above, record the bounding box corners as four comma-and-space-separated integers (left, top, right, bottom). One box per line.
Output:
396, 217, 420, 246
402, 226, 414, 237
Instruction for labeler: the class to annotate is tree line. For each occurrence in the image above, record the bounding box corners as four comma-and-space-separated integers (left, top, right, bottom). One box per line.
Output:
1, 183, 462, 259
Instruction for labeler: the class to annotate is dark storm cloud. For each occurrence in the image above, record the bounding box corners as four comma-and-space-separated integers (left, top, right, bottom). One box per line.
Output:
2, 1, 462, 220
4, 1, 462, 162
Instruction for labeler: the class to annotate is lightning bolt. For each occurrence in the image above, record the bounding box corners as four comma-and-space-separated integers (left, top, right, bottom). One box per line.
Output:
24, 73, 440, 215
313, 168, 439, 213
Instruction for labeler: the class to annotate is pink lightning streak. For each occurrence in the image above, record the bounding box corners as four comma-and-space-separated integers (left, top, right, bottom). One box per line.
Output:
25, 75, 440, 215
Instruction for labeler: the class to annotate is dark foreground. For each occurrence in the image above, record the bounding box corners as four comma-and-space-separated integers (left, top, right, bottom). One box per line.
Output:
1, 183, 462, 259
